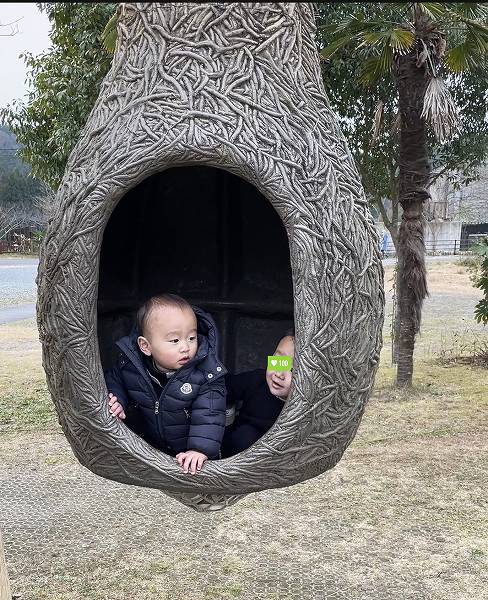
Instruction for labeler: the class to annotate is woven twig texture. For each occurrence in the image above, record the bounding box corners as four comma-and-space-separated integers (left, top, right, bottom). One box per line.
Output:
37, 2, 384, 511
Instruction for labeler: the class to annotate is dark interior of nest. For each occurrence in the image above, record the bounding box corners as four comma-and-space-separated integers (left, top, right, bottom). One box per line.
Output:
97, 165, 294, 375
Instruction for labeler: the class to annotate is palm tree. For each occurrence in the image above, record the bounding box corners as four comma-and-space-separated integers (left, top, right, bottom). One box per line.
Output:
320, 2, 488, 386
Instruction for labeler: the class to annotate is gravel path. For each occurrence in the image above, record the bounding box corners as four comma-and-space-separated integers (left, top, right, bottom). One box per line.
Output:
0, 303, 36, 324
1, 429, 487, 600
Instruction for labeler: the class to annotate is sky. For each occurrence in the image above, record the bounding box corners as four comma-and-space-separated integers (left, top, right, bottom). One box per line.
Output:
0, 3, 51, 109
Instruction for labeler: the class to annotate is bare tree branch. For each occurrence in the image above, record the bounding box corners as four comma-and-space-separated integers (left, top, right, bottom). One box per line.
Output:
0, 17, 22, 37
0, 205, 25, 239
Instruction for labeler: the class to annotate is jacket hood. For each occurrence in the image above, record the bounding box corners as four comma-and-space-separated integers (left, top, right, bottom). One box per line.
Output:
116, 305, 222, 368
192, 305, 220, 359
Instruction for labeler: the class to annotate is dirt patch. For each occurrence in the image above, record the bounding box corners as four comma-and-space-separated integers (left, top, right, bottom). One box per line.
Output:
0, 318, 40, 343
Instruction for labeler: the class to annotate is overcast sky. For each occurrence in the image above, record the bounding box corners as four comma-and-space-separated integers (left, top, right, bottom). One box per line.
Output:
0, 3, 51, 110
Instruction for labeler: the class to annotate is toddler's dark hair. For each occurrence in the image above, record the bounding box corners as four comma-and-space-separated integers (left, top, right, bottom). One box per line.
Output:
283, 326, 295, 338
137, 293, 193, 335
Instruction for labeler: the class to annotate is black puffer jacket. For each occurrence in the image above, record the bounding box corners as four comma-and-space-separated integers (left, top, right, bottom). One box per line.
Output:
104, 306, 227, 458
221, 369, 285, 457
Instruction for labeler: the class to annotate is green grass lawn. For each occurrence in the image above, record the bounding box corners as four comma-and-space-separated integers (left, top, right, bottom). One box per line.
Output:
0, 319, 57, 433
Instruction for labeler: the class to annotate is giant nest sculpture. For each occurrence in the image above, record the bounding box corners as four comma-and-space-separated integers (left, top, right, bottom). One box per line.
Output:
37, 2, 384, 511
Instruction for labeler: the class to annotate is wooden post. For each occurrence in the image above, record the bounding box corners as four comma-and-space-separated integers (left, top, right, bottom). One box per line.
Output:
0, 529, 12, 600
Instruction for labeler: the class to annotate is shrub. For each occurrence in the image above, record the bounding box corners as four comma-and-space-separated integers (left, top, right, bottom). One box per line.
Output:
472, 237, 488, 324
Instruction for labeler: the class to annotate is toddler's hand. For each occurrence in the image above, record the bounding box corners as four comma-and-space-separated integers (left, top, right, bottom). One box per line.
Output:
108, 392, 126, 419
176, 450, 207, 474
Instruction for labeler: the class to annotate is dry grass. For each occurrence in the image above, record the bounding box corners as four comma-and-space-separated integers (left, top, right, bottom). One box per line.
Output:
0, 319, 57, 432
0, 259, 487, 600
383, 260, 481, 297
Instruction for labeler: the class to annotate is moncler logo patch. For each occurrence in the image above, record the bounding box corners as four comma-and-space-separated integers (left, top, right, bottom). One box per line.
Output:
180, 383, 193, 395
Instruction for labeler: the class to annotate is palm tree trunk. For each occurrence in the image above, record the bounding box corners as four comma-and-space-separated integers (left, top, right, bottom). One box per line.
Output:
394, 38, 430, 386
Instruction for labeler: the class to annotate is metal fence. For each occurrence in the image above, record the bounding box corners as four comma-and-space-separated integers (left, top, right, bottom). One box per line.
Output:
0, 228, 43, 254
0, 231, 486, 257
382, 236, 486, 257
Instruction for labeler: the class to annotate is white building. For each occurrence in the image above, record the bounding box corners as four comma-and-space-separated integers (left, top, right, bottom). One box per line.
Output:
374, 165, 488, 254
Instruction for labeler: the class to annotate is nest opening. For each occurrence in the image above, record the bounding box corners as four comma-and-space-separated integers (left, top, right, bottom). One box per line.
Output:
97, 165, 294, 377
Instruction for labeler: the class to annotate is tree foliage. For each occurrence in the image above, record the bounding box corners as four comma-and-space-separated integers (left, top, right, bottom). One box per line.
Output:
0, 126, 46, 211
317, 3, 488, 242
1, 1, 487, 219
1, 3, 116, 189
0, 167, 44, 206
0, 156, 48, 239
317, 5, 399, 234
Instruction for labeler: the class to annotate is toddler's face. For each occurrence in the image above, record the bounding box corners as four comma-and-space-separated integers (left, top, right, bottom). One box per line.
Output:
266, 335, 294, 400
138, 305, 198, 372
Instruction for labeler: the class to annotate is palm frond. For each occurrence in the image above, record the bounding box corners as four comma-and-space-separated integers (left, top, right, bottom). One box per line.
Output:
465, 22, 488, 53
421, 76, 460, 141
450, 14, 488, 35
318, 18, 351, 36
321, 35, 356, 60
359, 43, 394, 85
436, 5, 488, 72
319, 14, 386, 36
444, 42, 472, 71
370, 100, 385, 147
453, 3, 488, 20
441, 7, 488, 41
319, 15, 364, 36
320, 13, 407, 60
359, 31, 392, 49
101, 10, 118, 54
389, 28, 416, 53
415, 3, 451, 20
359, 27, 415, 54
445, 23, 488, 72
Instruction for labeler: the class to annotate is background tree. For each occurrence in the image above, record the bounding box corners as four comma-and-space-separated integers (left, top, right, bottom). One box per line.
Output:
317, 3, 488, 250
0, 17, 21, 37
1, 3, 115, 189
2, 2, 487, 382
0, 166, 45, 205
318, 2, 488, 386
0, 126, 47, 240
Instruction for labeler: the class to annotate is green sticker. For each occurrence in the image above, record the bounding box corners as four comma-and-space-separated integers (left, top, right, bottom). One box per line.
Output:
267, 355, 293, 371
